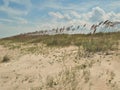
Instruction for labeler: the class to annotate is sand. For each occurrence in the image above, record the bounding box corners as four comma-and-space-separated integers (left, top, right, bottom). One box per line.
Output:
0, 44, 120, 90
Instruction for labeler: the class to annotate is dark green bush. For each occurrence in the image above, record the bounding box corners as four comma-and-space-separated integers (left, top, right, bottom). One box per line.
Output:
1, 55, 10, 63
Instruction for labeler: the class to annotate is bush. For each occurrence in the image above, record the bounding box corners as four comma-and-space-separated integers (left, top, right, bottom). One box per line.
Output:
1, 55, 10, 63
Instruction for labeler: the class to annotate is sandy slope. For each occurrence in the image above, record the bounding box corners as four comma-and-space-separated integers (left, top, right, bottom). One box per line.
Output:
0, 44, 120, 90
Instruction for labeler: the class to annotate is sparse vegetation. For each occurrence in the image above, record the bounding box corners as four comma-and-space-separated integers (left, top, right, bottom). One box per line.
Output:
42, 63, 92, 90
1, 55, 10, 63
0, 32, 120, 53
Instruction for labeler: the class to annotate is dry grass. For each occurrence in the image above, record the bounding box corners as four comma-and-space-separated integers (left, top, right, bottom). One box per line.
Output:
0, 32, 120, 53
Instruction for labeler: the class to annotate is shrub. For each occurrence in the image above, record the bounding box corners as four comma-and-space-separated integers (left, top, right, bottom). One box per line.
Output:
0, 32, 119, 53
1, 55, 10, 63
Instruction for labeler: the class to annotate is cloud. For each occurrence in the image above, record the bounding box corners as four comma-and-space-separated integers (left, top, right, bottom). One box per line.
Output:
3, 0, 32, 9
45, 7, 120, 30
48, 7, 109, 25
38, 0, 99, 12
107, 11, 120, 21
49, 12, 64, 19
0, 0, 33, 27
48, 10, 82, 21
89, 7, 106, 22
0, 0, 32, 16
0, 18, 14, 23
0, 6, 28, 16
12, 17, 28, 24
0, 17, 28, 25
49, 11, 71, 20
70, 11, 81, 18
81, 7, 120, 23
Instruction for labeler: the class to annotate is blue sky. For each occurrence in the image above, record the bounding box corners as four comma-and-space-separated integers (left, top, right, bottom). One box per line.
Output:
0, 0, 120, 38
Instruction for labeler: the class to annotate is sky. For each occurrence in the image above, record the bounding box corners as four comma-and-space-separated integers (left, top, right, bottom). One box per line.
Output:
0, 0, 120, 38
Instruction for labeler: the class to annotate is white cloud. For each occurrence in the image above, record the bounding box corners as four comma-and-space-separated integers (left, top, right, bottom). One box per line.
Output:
3, 0, 32, 9
49, 12, 64, 19
0, 6, 28, 16
49, 11, 71, 20
64, 14, 71, 20
0, 18, 14, 23
38, 0, 99, 12
48, 7, 109, 25
70, 11, 81, 18
107, 12, 120, 21
81, 7, 120, 23
0, 0, 32, 27
13, 17, 28, 24
89, 7, 106, 22
0, 0, 32, 17
0, 17, 28, 24
45, 7, 120, 30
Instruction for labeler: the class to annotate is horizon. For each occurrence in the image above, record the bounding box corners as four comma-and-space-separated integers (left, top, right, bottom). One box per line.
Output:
0, 0, 120, 38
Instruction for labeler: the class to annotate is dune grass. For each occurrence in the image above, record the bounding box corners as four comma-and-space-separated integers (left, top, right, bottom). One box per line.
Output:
0, 32, 120, 53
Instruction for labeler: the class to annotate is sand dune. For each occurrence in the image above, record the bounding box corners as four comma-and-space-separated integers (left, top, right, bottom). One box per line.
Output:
0, 42, 120, 90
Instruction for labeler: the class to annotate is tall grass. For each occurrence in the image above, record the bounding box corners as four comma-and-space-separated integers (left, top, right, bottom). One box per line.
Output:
0, 32, 120, 53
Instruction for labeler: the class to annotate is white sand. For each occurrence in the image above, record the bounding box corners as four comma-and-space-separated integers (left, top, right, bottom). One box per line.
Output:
0, 44, 120, 90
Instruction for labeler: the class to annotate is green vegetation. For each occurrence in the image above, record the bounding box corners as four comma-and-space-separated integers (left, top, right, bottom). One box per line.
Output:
0, 55, 10, 63
0, 32, 120, 53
